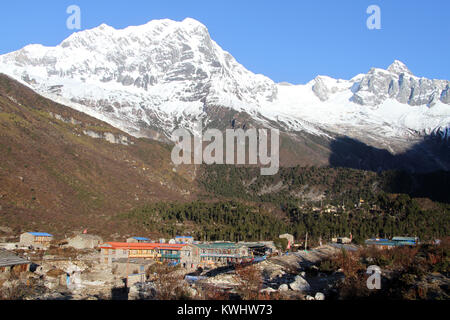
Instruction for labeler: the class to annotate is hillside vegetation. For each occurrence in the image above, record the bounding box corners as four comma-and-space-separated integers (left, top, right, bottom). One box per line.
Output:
0, 74, 194, 237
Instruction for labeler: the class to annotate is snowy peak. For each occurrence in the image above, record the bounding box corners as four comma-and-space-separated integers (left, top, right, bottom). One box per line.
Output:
0, 19, 448, 148
352, 60, 449, 107
387, 60, 413, 76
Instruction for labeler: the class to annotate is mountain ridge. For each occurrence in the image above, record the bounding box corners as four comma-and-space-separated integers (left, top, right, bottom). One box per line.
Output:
0, 18, 448, 172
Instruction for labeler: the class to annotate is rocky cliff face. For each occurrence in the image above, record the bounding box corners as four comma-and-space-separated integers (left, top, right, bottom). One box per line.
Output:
352, 61, 449, 107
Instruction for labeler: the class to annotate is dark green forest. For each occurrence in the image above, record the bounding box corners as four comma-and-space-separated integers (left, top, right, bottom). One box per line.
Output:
118, 165, 449, 244
119, 187, 448, 244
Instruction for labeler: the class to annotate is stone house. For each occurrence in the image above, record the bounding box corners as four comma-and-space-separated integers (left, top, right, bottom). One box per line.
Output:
19, 232, 54, 247
67, 234, 103, 249
179, 244, 201, 269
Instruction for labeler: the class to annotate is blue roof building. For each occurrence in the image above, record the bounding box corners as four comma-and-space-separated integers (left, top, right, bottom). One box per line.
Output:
29, 232, 53, 237
127, 236, 150, 243
20, 232, 54, 247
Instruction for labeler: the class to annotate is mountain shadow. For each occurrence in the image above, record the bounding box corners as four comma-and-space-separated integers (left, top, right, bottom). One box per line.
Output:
329, 136, 449, 173
329, 136, 450, 203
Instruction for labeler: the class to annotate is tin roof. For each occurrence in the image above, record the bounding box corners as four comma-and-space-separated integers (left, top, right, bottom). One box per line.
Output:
28, 232, 53, 237
392, 237, 418, 242
365, 239, 397, 246
0, 249, 31, 268
130, 237, 150, 241
195, 243, 245, 249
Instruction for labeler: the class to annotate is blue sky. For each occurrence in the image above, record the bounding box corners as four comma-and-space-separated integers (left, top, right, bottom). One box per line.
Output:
0, 0, 448, 84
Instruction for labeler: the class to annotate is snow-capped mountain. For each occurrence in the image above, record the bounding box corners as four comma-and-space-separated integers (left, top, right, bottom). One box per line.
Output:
0, 18, 449, 170
0, 18, 278, 138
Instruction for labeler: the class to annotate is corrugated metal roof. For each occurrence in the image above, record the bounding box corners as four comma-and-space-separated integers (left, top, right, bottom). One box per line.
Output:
392, 237, 417, 242
0, 249, 31, 268
365, 240, 397, 246
28, 232, 53, 237
195, 243, 245, 249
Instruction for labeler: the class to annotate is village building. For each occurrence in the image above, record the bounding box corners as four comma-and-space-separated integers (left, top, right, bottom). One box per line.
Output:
100, 242, 160, 264
176, 236, 194, 244
179, 244, 201, 269
67, 234, 103, 249
332, 237, 352, 244
240, 242, 274, 256
19, 232, 54, 247
126, 237, 151, 243
195, 243, 252, 267
100, 242, 187, 265
0, 249, 31, 274
392, 237, 419, 246
365, 237, 418, 249
365, 238, 398, 249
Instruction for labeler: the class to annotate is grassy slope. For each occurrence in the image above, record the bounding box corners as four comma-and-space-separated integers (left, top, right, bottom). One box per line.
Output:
0, 74, 196, 237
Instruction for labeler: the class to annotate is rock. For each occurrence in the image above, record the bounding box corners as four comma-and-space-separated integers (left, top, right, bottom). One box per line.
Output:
278, 284, 289, 292
353, 62, 450, 106
306, 295, 315, 300
315, 292, 325, 300
441, 85, 450, 104
271, 269, 286, 280
186, 286, 198, 298
289, 275, 311, 292
312, 77, 331, 102
44, 280, 60, 290
260, 287, 277, 294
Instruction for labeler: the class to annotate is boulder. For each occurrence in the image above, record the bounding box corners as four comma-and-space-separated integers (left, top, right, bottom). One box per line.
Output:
278, 284, 289, 292
289, 275, 311, 292
260, 287, 277, 294
315, 292, 325, 300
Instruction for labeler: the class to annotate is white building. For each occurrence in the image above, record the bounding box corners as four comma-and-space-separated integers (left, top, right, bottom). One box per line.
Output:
67, 234, 103, 249
20, 232, 54, 247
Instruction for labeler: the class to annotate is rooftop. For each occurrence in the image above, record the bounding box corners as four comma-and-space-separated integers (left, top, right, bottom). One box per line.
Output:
0, 249, 31, 268
28, 232, 53, 237
195, 243, 245, 249
392, 237, 418, 241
